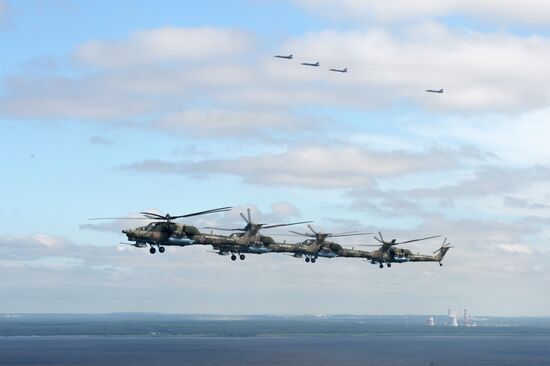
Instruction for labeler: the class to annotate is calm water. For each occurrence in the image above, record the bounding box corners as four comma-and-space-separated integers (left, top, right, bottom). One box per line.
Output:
1, 315, 550, 365
1, 336, 550, 366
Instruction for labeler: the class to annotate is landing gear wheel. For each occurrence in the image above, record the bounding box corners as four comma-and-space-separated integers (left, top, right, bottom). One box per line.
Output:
159, 246, 165, 253
379, 263, 384, 268
305, 257, 310, 263
387, 263, 391, 268
231, 254, 237, 261
311, 258, 316, 263
149, 247, 156, 254
439, 262, 443, 266
239, 254, 245, 260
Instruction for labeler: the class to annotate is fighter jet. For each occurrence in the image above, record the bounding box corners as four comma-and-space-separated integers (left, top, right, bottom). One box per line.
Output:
301, 61, 320, 67
274, 54, 293, 59
425, 88, 444, 93
329, 67, 348, 73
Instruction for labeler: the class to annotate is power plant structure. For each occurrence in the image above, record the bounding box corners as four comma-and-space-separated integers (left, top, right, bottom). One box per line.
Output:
426, 309, 477, 327
448, 309, 458, 327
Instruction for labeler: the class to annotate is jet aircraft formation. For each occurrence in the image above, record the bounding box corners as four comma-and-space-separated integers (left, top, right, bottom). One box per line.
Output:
274, 54, 347, 73
274, 53, 444, 91
91, 207, 452, 269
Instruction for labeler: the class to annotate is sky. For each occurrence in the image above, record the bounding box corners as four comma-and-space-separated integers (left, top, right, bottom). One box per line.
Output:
1, 0, 550, 316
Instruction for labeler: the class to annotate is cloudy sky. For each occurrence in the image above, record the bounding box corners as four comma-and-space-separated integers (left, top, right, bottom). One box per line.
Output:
1, 0, 549, 316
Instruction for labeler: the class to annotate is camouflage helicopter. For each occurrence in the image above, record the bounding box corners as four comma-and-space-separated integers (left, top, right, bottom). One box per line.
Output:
89, 206, 232, 254
361, 232, 452, 268
273, 225, 373, 263
199, 208, 312, 261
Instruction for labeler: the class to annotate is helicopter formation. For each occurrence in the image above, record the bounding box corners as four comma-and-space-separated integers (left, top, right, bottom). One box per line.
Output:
90, 206, 452, 268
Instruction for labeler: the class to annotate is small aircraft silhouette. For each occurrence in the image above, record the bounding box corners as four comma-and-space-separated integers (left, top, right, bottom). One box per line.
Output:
329, 67, 348, 73
301, 61, 320, 67
274, 54, 293, 59
425, 88, 443, 93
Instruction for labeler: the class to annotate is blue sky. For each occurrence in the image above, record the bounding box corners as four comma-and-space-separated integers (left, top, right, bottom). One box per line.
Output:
1, 0, 550, 316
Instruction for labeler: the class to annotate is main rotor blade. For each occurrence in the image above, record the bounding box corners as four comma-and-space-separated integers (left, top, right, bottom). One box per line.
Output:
202, 226, 245, 231
307, 224, 318, 235
262, 220, 314, 229
329, 231, 358, 236
240, 212, 250, 224
395, 235, 441, 245
373, 236, 384, 244
88, 217, 148, 220
378, 231, 385, 243
172, 206, 233, 219
270, 233, 304, 237
140, 212, 166, 219
142, 214, 166, 220
331, 232, 374, 238
288, 230, 314, 237
247, 208, 251, 223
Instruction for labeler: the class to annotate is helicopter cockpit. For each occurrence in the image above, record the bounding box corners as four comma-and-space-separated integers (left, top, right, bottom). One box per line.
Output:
137, 222, 162, 231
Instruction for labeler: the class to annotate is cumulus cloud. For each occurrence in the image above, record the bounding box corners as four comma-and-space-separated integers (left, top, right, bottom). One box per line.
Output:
411, 107, 550, 165
403, 165, 550, 200
120, 145, 483, 189
153, 108, 325, 137
498, 243, 533, 254
2, 218, 549, 315
3, 22, 550, 132
345, 163, 550, 222
296, 0, 550, 24
75, 26, 255, 68
278, 25, 550, 112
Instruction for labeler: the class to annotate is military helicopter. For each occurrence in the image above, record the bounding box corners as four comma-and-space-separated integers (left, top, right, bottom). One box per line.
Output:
88, 206, 232, 254
273, 225, 373, 263
361, 232, 451, 268
200, 208, 312, 261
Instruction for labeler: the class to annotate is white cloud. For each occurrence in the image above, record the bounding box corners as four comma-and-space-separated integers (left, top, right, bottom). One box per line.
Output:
75, 26, 255, 68
498, 243, 533, 254
279, 24, 550, 112
31, 234, 66, 249
121, 145, 484, 189
3, 22, 550, 129
296, 0, 550, 24
1, 227, 548, 315
411, 107, 550, 165
153, 108, 324, 137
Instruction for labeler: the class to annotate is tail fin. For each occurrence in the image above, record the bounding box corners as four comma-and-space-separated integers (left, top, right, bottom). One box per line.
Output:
344, 68, 348, 72
433, 238, 452, 261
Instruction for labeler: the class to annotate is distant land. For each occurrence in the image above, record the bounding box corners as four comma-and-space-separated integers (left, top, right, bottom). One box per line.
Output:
2, 313, 550, 337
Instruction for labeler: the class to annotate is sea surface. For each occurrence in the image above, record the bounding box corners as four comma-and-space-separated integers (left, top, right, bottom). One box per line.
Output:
1, 314, 549, 366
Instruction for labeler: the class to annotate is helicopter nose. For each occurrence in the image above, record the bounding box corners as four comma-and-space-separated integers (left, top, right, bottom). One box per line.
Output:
122, 229, 130, 235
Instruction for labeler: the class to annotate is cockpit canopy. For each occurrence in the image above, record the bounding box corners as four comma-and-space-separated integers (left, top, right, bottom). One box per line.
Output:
138, 222, 175, 231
